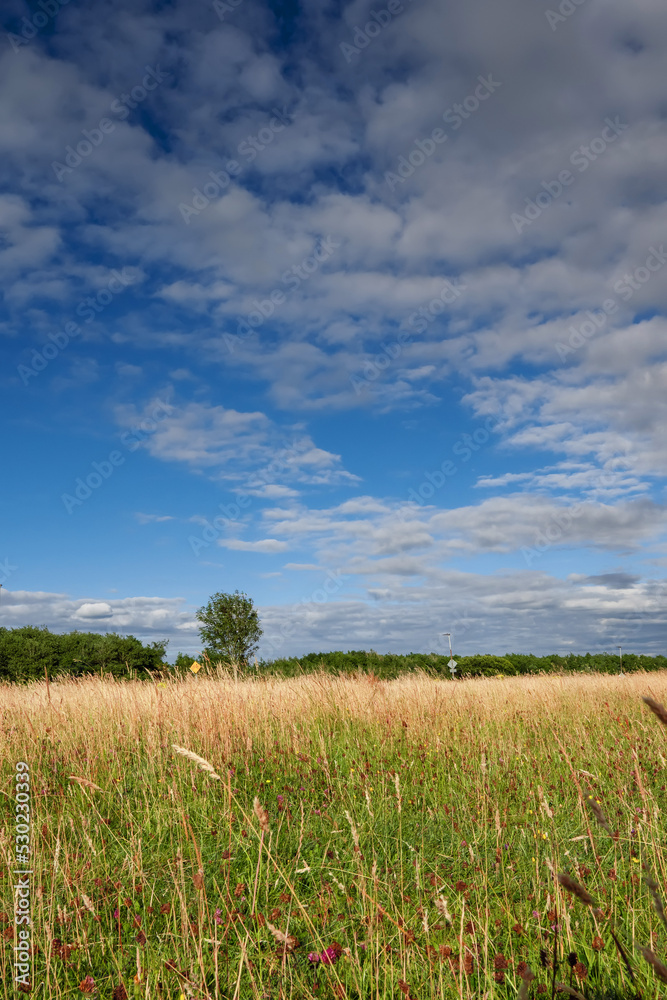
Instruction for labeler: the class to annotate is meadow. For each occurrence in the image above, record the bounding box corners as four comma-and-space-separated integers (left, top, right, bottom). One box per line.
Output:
2, 669, 667, 1000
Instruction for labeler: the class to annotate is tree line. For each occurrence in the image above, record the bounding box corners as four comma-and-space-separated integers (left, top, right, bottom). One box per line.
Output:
1, 589, 664, 682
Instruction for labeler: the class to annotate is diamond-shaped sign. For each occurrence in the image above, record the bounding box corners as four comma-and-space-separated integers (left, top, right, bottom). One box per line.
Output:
190, 661, 202, 673
448, 658, 457, 676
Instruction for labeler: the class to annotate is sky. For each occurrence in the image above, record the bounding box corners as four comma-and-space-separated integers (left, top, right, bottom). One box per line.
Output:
1, 0, 666, 661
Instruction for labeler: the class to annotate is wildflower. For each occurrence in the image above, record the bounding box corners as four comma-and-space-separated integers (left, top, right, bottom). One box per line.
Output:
214, 909, 223, 925
592, 936, 604, 951
512, 922, 524, 935
308, 952, 321, 963
532, 910, 540, 919
321, 942, 343, 964
79, 976, 96, 994
574, 961, 588, 980
567, 952, 578, 967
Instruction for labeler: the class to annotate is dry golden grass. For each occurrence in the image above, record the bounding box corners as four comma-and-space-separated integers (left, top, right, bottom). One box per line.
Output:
4, 668, 667, 753
4, 669, 667, 998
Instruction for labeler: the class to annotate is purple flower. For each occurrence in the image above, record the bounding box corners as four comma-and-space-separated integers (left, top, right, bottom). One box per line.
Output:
532, 910, 540, 919
214, 908, 223, 925
308, 952, 321, 963
113, 908, 120, 919
321, 947, 340, 965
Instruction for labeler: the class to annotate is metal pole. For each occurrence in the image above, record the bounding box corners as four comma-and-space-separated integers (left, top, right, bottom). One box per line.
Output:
617, 645, 623, 675
442, 633, 457, 677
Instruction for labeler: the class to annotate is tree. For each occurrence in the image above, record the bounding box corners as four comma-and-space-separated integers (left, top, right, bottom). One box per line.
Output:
195, 590, 262, 668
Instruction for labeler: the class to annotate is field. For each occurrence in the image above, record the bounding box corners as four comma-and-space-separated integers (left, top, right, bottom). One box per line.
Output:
3, 669, 667, 1000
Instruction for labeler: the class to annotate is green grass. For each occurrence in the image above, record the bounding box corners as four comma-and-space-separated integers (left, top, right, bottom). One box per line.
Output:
1, 669, 666, 999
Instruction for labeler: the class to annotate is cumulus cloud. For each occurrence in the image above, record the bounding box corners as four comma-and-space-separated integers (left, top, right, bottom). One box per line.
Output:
4, 0, 667, 656
74, 602, 114, 619
0, 590, 195, 645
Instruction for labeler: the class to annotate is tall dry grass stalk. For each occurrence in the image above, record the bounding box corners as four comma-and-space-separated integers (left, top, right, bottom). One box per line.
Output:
171, 745, 222, 780
5, 669, 667, 997
4, 669, 667, 761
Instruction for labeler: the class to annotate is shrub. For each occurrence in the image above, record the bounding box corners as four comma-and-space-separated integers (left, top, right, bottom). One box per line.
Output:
0, 626, 167, 683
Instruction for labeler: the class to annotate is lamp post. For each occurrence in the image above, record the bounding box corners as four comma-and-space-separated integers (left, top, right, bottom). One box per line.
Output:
617, 645, 623, 676
442, 633, 457, 677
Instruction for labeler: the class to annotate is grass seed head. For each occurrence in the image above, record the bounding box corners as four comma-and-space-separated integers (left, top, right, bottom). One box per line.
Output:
642, 696, 667, 728
639, 946, 667, 984
171, 745, 222, 780
253, 797, 270, 832
557, 873, 597, 908
586, 795, 612, 836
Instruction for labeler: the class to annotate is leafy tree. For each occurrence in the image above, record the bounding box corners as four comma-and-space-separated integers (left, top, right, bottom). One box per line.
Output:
195, 590, 262, 668
174, 652, 196, 669
0, 626, 167, 683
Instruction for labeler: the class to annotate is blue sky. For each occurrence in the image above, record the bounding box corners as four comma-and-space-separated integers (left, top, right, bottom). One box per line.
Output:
2, 0, 667, 660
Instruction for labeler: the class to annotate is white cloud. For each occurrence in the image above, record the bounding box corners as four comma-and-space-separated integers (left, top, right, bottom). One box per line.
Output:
114, 398, 359, 489
75, 602, 114, 619
217, 538, 289, 553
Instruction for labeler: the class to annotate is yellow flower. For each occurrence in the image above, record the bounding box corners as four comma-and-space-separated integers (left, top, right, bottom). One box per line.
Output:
632, 858, 639, 863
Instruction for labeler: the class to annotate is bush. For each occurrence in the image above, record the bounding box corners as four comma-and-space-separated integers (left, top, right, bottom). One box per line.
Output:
455, 654, 518, 677
0, 626, 168, 683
